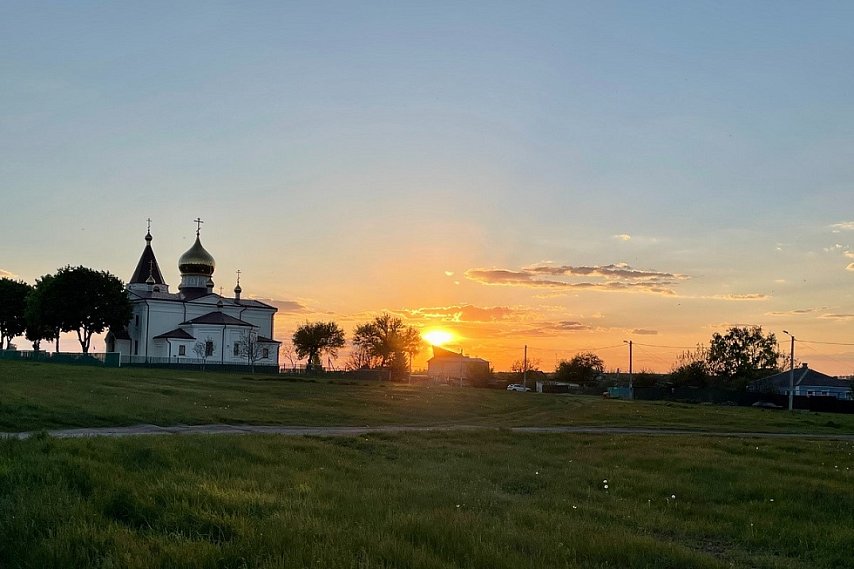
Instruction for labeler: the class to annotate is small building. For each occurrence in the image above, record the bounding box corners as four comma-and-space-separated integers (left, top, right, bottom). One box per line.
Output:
748, 364, 853, 400
427, 346, 490, 381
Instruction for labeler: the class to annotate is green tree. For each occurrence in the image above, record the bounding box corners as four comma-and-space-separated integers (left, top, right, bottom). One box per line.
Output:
292, 321, 346, 371
49, 266, 132, 354
24, 274, 59, 352
0, 278, 31, 349
554, 352, 605, 385
352, 313, 422, 379
669, 346, 711, 388
706, 326, 782, 385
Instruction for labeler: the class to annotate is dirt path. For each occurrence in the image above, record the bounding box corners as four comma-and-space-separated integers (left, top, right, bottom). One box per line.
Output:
3, 424, 854, 440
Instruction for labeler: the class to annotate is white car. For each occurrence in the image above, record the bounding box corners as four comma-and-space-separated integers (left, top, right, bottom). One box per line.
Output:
506, 384, 531, 392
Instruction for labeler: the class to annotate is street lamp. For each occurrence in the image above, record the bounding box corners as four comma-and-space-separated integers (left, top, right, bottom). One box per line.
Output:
783, 330, 795, 411
623, 340, 633, 390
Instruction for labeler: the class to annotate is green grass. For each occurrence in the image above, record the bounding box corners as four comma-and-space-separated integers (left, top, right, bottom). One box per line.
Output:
1, 431, 853, 568
2, 360, 854, 434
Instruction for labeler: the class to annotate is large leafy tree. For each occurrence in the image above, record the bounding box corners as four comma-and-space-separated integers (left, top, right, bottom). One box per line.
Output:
24, 274, 60, 352
292, 321, 346, 370
554, 352, 605, 385
352, 313, 422, 372
706, 326, 782, 383
0, 278, 31, 349
49, 266, 132, 353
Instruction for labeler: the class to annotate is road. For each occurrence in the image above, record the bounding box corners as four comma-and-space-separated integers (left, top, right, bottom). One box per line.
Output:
3, 423, 854, 440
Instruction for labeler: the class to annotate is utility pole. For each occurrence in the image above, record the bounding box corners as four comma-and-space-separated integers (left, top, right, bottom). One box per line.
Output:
522, 345, 528, 390
783, 330, 795, 411
623, 340, 633, 389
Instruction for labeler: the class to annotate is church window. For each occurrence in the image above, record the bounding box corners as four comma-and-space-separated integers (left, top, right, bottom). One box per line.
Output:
134, 341, 138, 355
233, 342, 240, 356
178, 345, 186, 356
135, 315, 139, 327
262, 348, 269, 359
205, 341, 214, 357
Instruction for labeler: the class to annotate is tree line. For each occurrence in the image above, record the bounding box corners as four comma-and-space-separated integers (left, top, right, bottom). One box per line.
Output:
520, 326, 785, 390
289, 313, 422, 379
0, 268, 130, 354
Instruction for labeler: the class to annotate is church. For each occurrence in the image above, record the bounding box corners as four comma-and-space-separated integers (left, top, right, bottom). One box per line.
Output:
106, 221, 280, 368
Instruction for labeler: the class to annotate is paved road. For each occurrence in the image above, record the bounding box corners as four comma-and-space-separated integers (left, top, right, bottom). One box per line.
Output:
3, 424, 854, 440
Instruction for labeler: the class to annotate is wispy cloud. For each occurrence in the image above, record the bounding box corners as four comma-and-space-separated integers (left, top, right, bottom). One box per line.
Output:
632, 329, 658, 335
819, 313, 854, 321
261, 299, 310, 313
501, 320, 597, 337
398, 304, 528, 323
0, 268, 17, 279
465, 263, 685, 296
847, 263, 854, 272
709, 293, 769, 301
830, 221, 854, 232
766, 308, 826, 316
613, 234, 632, 241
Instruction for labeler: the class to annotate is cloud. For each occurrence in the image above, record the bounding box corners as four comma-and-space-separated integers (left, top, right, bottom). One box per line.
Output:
766, 308, 826, 316
710, 293, 769, 301
502, 320, 596, 337
263, 299, 310, 313
523, 263, 687, 281
847, 263, 854, 272
613, 234, 632, 241
465, 263, 684, 296
819, 313, 854, 321
830, 221, 854, 232
632, 329, 658, 335
398, 304, 527, 323
0, 268, 17, 279
444, 271, 454, 276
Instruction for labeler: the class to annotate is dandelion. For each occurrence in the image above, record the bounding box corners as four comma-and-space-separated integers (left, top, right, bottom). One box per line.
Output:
671, 494, 676, 500
604, 484, 609, 489
456, 504, 460, 508
536, 471, 539, 475
769, 499, 774, 502
572, 505, 577, 509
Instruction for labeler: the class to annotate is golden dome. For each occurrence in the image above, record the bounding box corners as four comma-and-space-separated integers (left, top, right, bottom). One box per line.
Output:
178, 236, 215, 276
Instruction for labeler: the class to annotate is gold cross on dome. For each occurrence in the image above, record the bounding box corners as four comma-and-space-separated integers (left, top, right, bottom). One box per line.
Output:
194, 217, 204, 236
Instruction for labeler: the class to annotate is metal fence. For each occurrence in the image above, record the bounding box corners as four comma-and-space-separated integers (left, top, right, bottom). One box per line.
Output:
0, 350, 120, 367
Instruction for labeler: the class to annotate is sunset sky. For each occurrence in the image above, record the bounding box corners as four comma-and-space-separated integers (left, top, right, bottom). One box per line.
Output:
2, 2, 853, 373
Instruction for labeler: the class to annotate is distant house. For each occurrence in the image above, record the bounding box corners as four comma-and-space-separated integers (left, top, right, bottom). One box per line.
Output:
427, 346, 490, 381
748, 364, 853, 400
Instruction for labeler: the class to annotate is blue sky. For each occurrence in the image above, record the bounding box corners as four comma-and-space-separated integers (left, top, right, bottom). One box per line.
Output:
2, 1, 853, 371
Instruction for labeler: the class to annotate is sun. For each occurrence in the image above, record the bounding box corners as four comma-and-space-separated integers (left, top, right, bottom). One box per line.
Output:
422, 328, 455, 346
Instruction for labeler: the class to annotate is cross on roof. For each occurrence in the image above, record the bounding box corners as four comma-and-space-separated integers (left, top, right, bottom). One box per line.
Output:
146, 218, 152, 233
194, 217, 204, 236
236, 269, 241, 286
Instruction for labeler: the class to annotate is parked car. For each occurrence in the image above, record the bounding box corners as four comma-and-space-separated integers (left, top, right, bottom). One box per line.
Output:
507, 384, 531, 392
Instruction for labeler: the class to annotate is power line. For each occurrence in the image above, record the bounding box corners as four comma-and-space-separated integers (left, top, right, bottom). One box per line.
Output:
798, 339, 854, 347
632, 342, 697, 350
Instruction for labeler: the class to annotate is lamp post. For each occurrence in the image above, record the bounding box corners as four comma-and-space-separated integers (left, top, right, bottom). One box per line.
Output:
783, 330, 795, 411
623, 340, 633, 390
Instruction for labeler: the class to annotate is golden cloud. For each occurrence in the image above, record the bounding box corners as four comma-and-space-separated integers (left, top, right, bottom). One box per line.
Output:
464, 264, 683, 296
0, 268, 18, 279
398, 304, 528, 323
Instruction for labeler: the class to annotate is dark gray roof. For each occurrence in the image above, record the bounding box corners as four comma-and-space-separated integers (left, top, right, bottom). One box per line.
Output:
258, 336, 282, 344
751, 366, 853, 390
129, 240, 166, 285
182, 311, 254, 327
153, 328, 196, 340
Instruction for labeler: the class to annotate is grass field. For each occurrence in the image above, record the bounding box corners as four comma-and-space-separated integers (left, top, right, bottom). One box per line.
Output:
3, 360, 854, 568
1, 431, 853, 568
2, 360, 854, 434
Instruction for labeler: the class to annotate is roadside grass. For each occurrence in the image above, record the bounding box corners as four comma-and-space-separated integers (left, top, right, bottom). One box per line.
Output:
2, 360, 854, 434
1, 431, 852, 568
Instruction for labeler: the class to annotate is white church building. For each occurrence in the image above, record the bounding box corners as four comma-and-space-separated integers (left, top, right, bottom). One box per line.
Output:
106, 221, 279, 369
